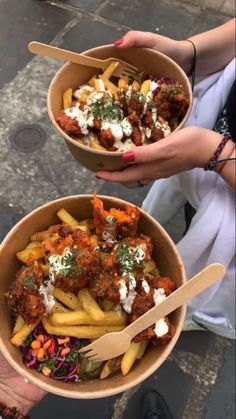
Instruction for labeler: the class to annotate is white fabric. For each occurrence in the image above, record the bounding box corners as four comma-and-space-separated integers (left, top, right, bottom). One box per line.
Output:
143, 59, 236, 339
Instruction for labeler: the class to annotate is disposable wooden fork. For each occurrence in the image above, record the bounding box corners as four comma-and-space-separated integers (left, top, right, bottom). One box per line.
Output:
79, 263, 225, 361
28, 41, 138, 78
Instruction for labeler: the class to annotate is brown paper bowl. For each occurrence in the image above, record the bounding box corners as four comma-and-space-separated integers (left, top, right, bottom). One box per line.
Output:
0, 195, 186, 398
47, 45, 192, 172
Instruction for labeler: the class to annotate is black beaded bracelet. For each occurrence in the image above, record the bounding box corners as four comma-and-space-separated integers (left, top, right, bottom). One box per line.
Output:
186, 39, 197, 90
0, 403, 30, 419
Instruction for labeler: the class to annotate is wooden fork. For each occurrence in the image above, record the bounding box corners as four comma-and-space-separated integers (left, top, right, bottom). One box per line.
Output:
28, 41, 138, 78
79, 263, 225, 361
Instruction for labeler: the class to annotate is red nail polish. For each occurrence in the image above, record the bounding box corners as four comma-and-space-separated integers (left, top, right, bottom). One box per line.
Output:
122, 151, 135, 163
114, 38, 124, 47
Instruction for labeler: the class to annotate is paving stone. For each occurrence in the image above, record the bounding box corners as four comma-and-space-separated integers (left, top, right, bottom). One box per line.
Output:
31, 393, 117, 419
60, 0, 106, 12
123, 360, 194, 419
0, 201, 24, 242
99, 0, 199, 39
175, 331, 216, 356
0, 0, 74, 88
205, 341, 235, 419
60, 17, 126, 52
189, 10, 229, 35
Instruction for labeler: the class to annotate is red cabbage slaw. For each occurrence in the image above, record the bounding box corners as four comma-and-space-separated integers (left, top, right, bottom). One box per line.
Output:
21, 324, 82, 382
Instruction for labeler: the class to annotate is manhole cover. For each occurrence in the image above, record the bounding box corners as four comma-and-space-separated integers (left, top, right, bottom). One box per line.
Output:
9, 124, 46, 152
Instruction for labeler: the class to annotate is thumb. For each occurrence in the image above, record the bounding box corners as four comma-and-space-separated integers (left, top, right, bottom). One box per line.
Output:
115, 31, 161, 49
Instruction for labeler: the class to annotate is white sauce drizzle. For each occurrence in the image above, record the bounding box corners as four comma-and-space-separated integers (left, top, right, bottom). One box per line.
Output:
152, 288, 169, 337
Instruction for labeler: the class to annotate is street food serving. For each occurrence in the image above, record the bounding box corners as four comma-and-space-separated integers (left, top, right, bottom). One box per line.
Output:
55, 61, 190, 152
7, 195, 176, 382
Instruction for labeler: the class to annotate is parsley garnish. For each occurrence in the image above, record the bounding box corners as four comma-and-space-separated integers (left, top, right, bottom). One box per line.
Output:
92, 98, 123, 121
24, 333, 34, 346
24, 274, 35, 290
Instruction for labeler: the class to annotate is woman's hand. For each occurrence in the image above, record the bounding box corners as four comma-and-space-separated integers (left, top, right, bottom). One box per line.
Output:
0, 350, 46, 415
96, 127, 225, 188
114, 31, 193, 74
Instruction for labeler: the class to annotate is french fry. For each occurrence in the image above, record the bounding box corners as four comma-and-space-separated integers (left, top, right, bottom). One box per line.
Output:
140, 79, 151, 96
101, 61, 119, 80
136, 340, 149, 359
51, 300, 70, 313
12, 315, 25, 336
94, 78, 105, 92
99, 76, 118, 96
50, 310, 127, 326
52, 288, 79, 310
30, 230, 53, 241
16, 246, 45, 265
63, 87, 73, 110
118, 76, 129, 90
42, 317, 124, 339
100, 356, 122, 379
90, 137, 107, 151
10, 321, 39, 347
121, 341, 144, 376
88, 75, 97, 87
132, 80, 141, 92
78, 288, 105, 321
56, 208, 79, 227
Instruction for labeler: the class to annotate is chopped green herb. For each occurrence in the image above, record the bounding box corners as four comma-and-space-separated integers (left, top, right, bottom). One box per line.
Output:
24, 274, 35, 290
92, 98, 123, 121
24, 333, 34, 346
66, 347, 79, 363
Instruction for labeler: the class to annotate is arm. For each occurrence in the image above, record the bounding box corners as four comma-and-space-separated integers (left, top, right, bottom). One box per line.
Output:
115, 18, 235, 76
96, 127, 236, 188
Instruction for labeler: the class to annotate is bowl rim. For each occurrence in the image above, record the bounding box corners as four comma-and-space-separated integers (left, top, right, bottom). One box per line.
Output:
0, 194, 187, 398
47, 44, 193, 158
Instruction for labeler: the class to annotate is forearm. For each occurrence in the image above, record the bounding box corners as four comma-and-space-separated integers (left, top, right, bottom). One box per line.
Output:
187, 18, 235, 76
214, 144, 236, 188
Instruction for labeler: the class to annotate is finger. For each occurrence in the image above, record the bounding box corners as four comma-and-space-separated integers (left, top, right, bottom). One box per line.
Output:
122, 141, 170, 165
115, 31, 161, 49
96, 164, 152, 184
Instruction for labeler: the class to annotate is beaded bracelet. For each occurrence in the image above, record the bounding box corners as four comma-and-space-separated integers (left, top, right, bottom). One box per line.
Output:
204, 134, 236, 171
0, 402, 30, 419
186, 39, 197, 90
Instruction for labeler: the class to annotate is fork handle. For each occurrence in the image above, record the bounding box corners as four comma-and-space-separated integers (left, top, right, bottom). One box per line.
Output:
125, 263, 225, 339
28, 41, 105, 69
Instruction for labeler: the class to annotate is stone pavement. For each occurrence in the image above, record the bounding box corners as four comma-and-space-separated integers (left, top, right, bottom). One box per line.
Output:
0, 1, 235, 418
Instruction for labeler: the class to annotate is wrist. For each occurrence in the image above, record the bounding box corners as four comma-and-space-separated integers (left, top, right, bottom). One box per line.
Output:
177, 40, 195, 74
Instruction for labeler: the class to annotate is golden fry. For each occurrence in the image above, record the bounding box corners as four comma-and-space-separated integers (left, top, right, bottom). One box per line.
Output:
101, 61, 119, 80
50, 310, 127, 326
94, 78, 105, 92
51, 300, 70, 314
118, 76, 129, 90
52, 288, 79, 310
90, 136, 107, 151
132, 80, 140, 92
136, 340, 149, 359
11, 321, 39, 347
143, 260, 160, 277
12, 315, 25, 336
99, 76, 118, 96
100, 299, 117, 312
88, 75, 96, 87
56, 208, 79, 227
63, 87, 73, 110
140, 79, 151, 96
100, 356, 122, 379
42, 317, 124, 339
30, 230, 53, 241
78, 288, 105, 321
16, 246, 45, 265
121, 341, 144, 376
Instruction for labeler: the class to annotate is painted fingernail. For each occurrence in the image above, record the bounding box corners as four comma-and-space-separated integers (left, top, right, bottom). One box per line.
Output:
122, 151, 135, 163
114, 38, 124, 47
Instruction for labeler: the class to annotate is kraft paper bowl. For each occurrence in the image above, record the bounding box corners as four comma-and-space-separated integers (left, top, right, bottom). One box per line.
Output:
47, 45, 192, 172
0, 195, 186, 398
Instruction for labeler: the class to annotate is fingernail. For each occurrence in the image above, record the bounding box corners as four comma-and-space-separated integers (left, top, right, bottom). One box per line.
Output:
114, 38, 124, 47
95, 175, 102, 179
122, 151, 135, 163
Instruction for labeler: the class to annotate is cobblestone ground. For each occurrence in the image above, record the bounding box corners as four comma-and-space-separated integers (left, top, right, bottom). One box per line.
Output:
0, 1, 235, 418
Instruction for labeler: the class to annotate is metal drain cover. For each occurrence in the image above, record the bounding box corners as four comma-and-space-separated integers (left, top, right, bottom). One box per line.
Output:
10, 124, 46, 152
